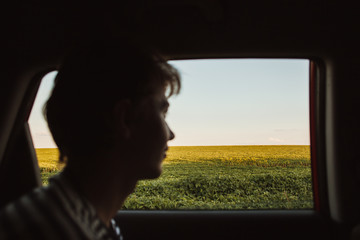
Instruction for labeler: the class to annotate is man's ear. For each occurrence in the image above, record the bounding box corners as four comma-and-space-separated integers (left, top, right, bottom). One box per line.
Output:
112, 100, 132, 139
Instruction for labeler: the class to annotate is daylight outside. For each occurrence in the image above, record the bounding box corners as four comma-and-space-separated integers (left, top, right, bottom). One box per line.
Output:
28, 59, 313, 210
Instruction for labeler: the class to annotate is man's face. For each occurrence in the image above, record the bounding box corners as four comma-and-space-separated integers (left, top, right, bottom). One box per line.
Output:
125, 86, 175, 180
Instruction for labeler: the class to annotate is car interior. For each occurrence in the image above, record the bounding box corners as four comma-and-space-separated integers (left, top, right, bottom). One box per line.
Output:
1, 0, 360, 239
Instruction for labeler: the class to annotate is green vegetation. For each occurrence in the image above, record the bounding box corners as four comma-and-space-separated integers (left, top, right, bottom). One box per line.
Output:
36, 145, 313, 210
35, 148, 63, 185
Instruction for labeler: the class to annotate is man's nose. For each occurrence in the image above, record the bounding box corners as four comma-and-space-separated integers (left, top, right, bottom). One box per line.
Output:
166, 122, 175, 140
169, 129, 175, 140
168, 126, 175, 140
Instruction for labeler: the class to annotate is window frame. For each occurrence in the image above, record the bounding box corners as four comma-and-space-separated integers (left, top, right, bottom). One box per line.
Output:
29, 59, 319, 212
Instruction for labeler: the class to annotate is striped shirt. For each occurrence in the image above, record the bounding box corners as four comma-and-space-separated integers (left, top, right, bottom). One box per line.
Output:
0, 173, 123, 240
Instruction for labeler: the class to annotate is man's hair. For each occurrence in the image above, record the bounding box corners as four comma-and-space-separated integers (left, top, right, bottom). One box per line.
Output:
44, 39, 181, 162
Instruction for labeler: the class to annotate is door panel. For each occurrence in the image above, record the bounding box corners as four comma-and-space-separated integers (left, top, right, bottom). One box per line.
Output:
116, 210, 344, 240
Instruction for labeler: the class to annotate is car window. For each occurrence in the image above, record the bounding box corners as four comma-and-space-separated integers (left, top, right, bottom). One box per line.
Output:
28, 59, 313, 210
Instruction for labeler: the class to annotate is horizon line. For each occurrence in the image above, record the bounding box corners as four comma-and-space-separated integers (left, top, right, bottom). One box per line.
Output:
35, 144, 311, 149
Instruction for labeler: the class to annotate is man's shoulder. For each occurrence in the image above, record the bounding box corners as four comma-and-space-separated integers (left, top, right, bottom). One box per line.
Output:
0, 174, 90, 240
0, 172, 121, 240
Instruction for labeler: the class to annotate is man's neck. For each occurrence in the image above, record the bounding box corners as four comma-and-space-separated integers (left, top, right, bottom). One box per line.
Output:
62, 163, 137, 227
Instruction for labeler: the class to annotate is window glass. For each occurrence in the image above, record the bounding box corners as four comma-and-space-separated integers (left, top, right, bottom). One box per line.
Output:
28, 59, 313, 209
28, 71, 62, 185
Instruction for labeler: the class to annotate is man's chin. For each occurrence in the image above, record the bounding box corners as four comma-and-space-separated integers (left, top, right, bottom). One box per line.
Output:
138, 167, 162, 180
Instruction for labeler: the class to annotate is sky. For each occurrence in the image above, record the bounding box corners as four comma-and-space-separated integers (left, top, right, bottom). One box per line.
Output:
28, 59, 310, 148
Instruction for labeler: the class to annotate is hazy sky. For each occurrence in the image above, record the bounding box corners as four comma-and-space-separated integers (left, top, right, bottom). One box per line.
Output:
28, 59, 310, 148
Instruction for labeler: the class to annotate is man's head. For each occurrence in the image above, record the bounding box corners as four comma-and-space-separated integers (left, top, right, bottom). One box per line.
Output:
44, 38, 180, 178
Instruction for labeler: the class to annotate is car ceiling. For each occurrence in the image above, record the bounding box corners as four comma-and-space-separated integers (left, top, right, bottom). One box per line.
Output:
4, 0, 359, 65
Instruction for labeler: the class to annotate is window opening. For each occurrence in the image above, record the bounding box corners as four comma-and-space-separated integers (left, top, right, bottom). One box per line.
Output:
28, 59, 313, 210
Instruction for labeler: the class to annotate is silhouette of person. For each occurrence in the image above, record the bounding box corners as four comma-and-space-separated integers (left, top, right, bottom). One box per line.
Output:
0, 37, 181, 239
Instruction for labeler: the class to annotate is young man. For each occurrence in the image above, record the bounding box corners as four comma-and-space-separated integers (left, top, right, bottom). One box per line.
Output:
0, 39, 181, 239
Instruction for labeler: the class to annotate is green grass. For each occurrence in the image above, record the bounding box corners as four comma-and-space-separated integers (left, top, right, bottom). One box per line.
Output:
36, 145, 313, 210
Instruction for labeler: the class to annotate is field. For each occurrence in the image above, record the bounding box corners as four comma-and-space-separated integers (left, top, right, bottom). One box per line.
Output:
36, 145, 313, 210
